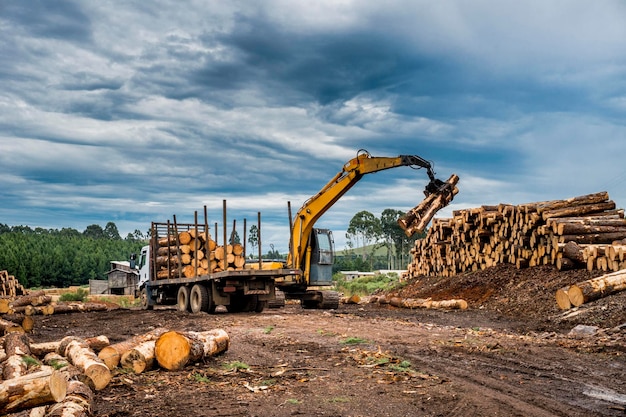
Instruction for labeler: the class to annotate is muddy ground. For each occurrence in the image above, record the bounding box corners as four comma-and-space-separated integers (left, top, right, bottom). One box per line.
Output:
31, 264, 626, 416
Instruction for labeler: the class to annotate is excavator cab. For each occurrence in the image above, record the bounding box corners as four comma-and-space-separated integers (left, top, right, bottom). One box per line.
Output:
307, 228, 334, 286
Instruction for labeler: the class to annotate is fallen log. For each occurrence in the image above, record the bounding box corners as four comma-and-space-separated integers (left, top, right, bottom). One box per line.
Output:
389, 297, 468, 310
9, 293, 52, 309
45, 379, 93, 417
567, 269, 626, 307
30, 335, 110, 358
0, 317, 24, 334
2, 333, 32, 380
0, 369, 67, 414
155, 329, 229, 371
50, 302, 119, 315
98, 328, 167, 370
555, 287, 572, 310
57, 337, 111, 391
120, 340, 156, 374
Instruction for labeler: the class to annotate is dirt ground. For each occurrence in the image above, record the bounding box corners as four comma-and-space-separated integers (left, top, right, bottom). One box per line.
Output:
30, 264, 626, 417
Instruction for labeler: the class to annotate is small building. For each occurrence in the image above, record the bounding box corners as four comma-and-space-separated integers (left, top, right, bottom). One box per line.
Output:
102, 261, 139, 296
339, 270, 407, 282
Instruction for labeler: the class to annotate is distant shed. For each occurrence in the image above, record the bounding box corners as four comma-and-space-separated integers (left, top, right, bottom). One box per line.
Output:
92, 261, 138, 296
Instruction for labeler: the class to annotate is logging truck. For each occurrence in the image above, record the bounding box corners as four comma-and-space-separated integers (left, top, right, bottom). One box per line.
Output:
135, 219, 300, 313
136, 149, 458, 312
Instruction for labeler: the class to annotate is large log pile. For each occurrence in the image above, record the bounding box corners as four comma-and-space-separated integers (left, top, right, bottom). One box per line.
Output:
0, 271, 26, 297
407, 191, 626, 278
155, 226, 246, 280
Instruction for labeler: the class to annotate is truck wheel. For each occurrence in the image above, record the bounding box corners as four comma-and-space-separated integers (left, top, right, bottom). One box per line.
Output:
255, 299, 268, 313
177, 286, 190, 312
140, 287, 153, 310
190, 284, 213, 313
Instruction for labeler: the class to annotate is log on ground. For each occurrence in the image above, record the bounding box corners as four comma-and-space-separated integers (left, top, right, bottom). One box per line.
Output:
58, 337, 111, 391
120, 340, 157, 374
45, 379, 93, 417
155, 329, 229, 371
98, 328, 167, 370
0, 369, 67, 414
567, 269, 626, 307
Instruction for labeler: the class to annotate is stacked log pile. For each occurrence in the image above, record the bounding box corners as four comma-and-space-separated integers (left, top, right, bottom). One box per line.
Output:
0, 328, 229, 415
0, 271, 26, 297
407, 191, 626, 278
155, 226, 246, 279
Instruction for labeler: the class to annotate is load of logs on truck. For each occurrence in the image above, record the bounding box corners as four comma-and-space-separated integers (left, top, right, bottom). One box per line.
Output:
136, 202, 300, 314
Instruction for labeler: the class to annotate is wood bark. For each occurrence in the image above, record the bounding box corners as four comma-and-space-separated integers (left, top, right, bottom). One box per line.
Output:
120, 340, 156, 374
45, 380, 93, 417
567, 269, 626, 307
388, 297, 468, 310
154, 329, 229, 371
0, 369, 67, 414
398, 174, 459, 236
98, 328, 167, 370
57, 337, 111, 391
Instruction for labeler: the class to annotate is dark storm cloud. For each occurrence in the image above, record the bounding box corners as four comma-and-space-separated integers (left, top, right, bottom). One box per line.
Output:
2, 0, 92, 42
0, 1, 625, 250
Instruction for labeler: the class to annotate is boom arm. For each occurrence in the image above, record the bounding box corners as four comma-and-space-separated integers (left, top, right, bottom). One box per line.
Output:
288, 149, 446, 278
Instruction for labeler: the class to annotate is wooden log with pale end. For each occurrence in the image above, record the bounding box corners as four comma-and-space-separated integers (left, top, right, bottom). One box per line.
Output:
58, 337, 111, 391
120, 340, 157, 374
98, 328, 167, 370
155, 329, 229, 371
567, 269, 626, 307
45, 379, 94, 417
0, 369, 67, 414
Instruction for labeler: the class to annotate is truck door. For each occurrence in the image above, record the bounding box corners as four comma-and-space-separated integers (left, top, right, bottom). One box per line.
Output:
137, 246, 150, 288
309, 228, 334, 286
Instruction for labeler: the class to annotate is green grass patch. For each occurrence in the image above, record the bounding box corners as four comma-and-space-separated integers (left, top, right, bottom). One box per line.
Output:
285, 399, 301, 405
333, 272, 402, 296
340, 337, 367, 345
222, 361, 250, 371
328, 396, 350, 403
59, 288, 89, 302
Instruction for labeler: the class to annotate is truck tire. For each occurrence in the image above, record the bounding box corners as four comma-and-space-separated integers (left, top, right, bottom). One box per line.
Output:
255, 299, 268, 313
177, 286, 190, 312
190, 284, 214, 313
140, 287, 153, 310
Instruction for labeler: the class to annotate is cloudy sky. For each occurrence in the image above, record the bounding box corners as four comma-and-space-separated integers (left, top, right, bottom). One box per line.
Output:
1, 0, 625, 252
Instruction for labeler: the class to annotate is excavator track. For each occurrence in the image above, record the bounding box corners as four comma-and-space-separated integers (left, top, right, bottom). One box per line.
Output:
302, 290, 339, 310
318, 290, 340, 309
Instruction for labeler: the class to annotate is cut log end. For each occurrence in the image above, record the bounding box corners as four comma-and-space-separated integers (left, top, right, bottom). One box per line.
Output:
555, 288, 572, 310
155, 331, 191, 371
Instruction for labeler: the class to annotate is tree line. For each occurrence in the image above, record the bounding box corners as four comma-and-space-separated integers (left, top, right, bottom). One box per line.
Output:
337, 208, 425, 272
0, 222, 146, 289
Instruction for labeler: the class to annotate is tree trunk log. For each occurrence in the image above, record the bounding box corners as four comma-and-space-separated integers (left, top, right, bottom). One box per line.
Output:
567, 269, 626, 307
45, 379, 93, 417
98, 328, 167, 370
555, 287, 572, 310
0, 369, 67, 414
155, 329, 229, 371
120, 340, 156, 374
541, 201, 616, 221
388, 297, 468, 310
57, 337, 111, 391
398, 174, 459, 236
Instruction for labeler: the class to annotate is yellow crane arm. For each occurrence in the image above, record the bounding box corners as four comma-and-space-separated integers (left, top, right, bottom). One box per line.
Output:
288, 149, 445, 277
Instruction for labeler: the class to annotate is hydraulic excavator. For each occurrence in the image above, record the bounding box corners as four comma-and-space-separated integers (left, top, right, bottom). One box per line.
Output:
272, 149, 458, 309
